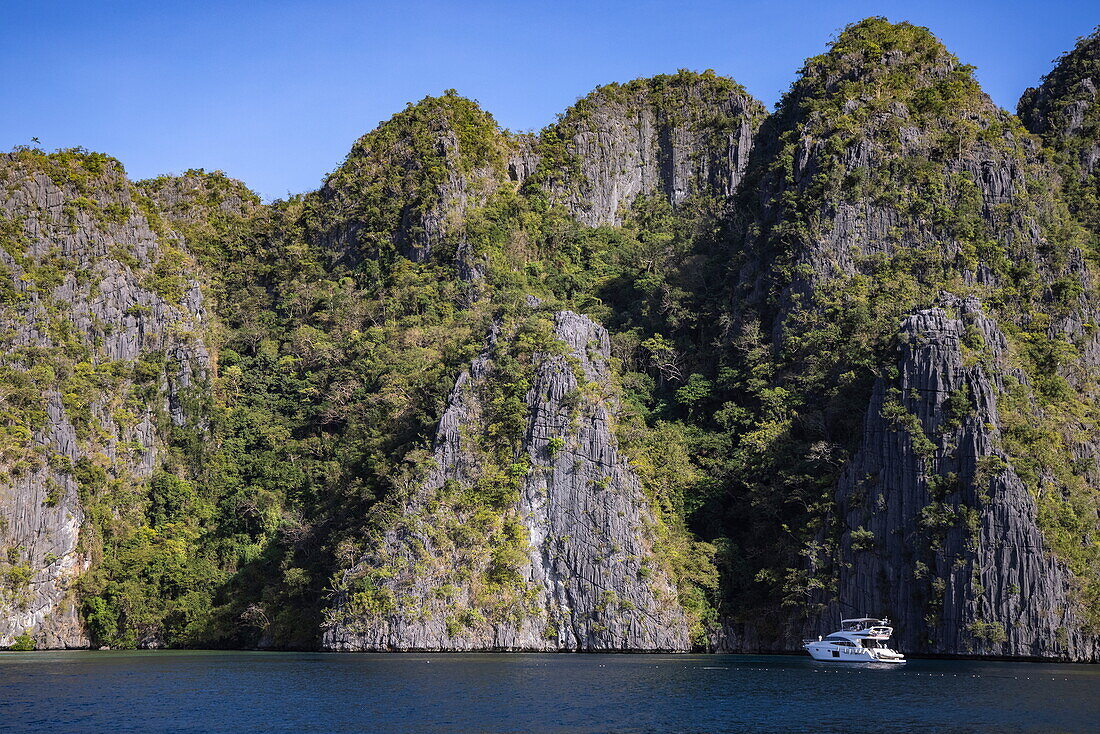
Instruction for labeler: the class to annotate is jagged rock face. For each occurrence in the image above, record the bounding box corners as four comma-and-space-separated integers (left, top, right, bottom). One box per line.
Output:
531, 72, 766, 226
1019, 29, 1100, 237
706, 20, 1100, 660
312, 92, 512, 268
323, 309, 690, 651
0, 151, 209, 647
0, 390, 87, 648
739, 19, 1072, 307
5, 21, 1100, 661
1019, 28, 1100, 167
820, 296, 1097, 659
136, 170, 261, 225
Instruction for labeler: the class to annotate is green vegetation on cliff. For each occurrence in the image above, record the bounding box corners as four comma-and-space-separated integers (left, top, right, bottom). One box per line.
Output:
3, 17, 1100, 657
1020, 27, 1100, 240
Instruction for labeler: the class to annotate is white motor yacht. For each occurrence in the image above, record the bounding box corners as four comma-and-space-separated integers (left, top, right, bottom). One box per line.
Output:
803, 617, 905, 663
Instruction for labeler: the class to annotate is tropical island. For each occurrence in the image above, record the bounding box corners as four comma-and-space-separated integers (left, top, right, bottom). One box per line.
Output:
2, 17, 1100, 662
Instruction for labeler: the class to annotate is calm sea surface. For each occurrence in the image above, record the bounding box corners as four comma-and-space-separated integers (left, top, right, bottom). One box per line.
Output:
0, 651, 1097, 733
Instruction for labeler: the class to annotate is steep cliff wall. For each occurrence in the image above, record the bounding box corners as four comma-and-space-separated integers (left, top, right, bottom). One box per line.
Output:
323, 307, 692, 651
4, 18, 1100, 660
707, 18, 1100, 660
0, 150, 209, 647
528, 71, 766, 226
826, 296, 1098, 659
738, 19, 1084, 303
1019, 28, 1100, 238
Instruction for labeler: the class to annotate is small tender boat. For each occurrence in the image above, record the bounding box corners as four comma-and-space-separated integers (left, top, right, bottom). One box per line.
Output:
803, 617, 905, 664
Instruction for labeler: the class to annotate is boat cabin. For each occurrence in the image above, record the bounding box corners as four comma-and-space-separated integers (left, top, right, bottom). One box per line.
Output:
840, 618, 892, 636
824, 635, 890, 649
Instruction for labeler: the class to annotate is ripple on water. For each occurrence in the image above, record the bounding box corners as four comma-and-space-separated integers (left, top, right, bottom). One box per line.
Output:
0, 651, 1097, 733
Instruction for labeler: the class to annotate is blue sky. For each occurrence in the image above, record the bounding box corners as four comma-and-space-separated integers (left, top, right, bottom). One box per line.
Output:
2, 1, 1096, 200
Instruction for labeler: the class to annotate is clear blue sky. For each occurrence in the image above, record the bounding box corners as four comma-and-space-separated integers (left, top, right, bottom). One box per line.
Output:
2, 0, 1096, 201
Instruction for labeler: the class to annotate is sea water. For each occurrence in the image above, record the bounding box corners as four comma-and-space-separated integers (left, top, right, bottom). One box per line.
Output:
1, 651, 1097, 732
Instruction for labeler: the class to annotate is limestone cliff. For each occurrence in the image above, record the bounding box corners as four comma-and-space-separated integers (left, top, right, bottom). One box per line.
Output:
738, 19, 1082, 303
824, 296, 1098, 659
312, 91, 512, 272
136, 169, 261, 228
0, 150, 209, 647
4, 18, 1100, 660
323, 308, 691, 651
709, 19, 1100, 660
1019, 27, 1100, 238
527, 71, 766, 226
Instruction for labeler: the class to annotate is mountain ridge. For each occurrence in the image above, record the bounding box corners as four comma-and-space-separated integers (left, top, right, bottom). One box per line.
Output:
1, 17, 1099, 660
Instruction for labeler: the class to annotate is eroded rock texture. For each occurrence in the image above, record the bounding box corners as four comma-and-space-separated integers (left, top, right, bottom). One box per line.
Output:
705, 20, 1100, 659
312, 92, 511, 269
323, 309, 689, 651
533, 72, 766, 226
5, 19, 1100, 660
822, 296, 1098, 659
0, 152, 208, 647
1019, 28, 1100, 238
136, 170, 261, 225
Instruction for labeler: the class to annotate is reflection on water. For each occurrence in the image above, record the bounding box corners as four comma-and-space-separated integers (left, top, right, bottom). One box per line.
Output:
0, 651, 1096, 732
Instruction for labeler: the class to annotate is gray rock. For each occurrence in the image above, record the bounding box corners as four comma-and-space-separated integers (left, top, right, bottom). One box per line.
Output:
0, 151, 210, 648
0, 392, 88, 648
818, 296, 1097, 660
323, 310, 690, 651
712, 28, 1100, 660
535, 75, 765, 226
136, 170, 260, 223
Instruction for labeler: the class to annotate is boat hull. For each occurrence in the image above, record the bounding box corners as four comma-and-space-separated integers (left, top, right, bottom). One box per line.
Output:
804, 643, 905, 664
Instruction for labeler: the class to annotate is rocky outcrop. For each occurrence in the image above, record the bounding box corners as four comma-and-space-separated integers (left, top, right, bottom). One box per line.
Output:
0, 391, 87, 648
323, 308, 690, 651
136, 169, 261, 225
819, 296, 1097, 659
0, 150, 209, 647
1019, 28, 1100, 238
1019, 27, 1100, 172
709, 296, 1100, 660
706, 19, 1100, 660
312, 92, 511, 269
532, 72, 766, 226
5, 19, 1100, 661
740, 25, 1063, 304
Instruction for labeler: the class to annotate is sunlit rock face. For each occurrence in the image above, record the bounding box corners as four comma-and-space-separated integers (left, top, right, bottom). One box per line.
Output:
323, 309, 690, 651
0, 152, 209, 647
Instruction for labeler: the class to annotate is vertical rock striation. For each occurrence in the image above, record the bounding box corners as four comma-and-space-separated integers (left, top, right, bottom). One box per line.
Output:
709, 19, 1100, 660
529, 72, 766, 226
323, 308, 690, 651
0, 150, 209, 647
4, 19, 1100, 660
826, 296, 1098, 659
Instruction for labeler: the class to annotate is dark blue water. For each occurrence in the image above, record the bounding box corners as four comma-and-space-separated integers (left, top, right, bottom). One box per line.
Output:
1, 651, 1097, 732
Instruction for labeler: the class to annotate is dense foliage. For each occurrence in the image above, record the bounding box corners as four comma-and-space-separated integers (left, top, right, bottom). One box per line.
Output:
1020, 27, 1100, 241
4, 18, 1100, 652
